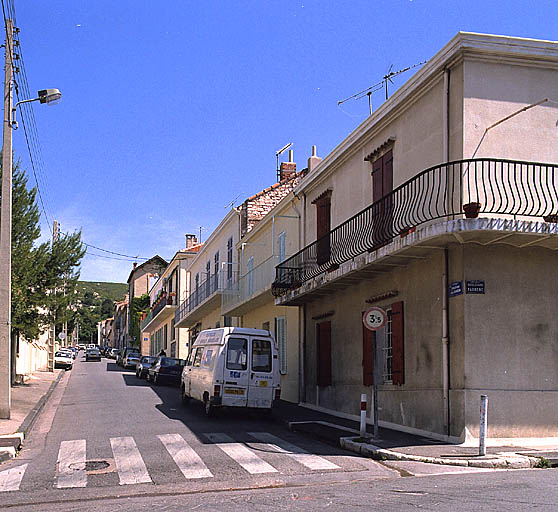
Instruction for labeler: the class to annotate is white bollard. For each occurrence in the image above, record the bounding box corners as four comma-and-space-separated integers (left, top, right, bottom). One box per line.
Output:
360, 393, 367, 438
479, 394, 488, 456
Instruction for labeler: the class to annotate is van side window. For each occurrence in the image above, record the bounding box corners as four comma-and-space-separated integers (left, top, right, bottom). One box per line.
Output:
252, 339, 272, 372
193, 347, 204, 367
201, 349, 214, 368
226, 337, 247, 371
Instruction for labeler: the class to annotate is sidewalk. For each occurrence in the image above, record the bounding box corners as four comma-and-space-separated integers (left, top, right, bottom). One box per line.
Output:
273, 401, 558, 469
0, 369, 63, 462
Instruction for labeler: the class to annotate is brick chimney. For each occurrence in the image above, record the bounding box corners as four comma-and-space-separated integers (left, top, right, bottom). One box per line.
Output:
185, 234, 198, 249
307, 145, 322, 173
279, 149, 296, 181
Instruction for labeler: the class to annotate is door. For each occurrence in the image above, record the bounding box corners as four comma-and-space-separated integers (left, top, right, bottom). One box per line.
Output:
223, 336, 249, 406
188, 346, 204, 399
247, 337, 274, 407
372, 150, 393, 248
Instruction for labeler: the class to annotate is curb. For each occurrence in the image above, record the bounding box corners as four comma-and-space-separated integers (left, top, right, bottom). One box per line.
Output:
17, 370, 65, 437
339, 436, 534, 469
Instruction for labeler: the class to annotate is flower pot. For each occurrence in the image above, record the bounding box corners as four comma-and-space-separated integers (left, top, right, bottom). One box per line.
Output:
463, 202, 481, 219
543, 214, 558, 223
399, 226, 416, 238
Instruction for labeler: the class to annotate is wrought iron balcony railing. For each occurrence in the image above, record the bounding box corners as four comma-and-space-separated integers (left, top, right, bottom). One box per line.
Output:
140, 294, 175, 331
272, 158, 558, 295
175, 270, 237, 325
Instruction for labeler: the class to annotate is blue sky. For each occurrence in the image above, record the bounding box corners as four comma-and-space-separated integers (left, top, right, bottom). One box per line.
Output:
12, 0, 557, 283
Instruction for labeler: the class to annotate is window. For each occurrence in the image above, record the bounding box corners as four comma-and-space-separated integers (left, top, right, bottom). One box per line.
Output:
316, 321, 332, 386
227, 237, 233, 283
314, 193, 331, 265
275, 316, 287, 375
372, 150, 393, 247
164, 324, 168, 349
226, 337, 247, 370
224, 316, 232, 327
206, 260, 211, 297
201, 349, 214, 368
195, 273, 199, 306
277, 231, 286, 264
362, 301, 404, 386
193, 347, 204, 367
170, 341, 176, 358
214, 251, 220, 291
252, 339, 272, 372
171, 319, 175, 341
262, 321, 270, 331
247, 256, 254, 296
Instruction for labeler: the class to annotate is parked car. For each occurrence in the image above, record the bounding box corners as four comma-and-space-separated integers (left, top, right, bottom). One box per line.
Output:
118, 347, 139, 366
147, 357, 185, 386
180, 327, 280, 416
123, 350, 141, 369
78, 344, 86, 351
59, 348, 75, 360
54, 351, 73, 370
108, 348, 119, 359
136, 356, 157, 379
86, 347, 101, 361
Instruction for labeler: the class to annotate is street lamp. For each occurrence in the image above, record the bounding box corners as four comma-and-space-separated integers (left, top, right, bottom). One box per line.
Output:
0, 23, 63, 419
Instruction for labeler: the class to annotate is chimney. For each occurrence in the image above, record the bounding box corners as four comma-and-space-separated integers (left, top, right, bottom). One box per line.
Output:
279, 149, 296, 181
307, 145, 322, 173
185, 234, 198, 249
133, 262, 137, 269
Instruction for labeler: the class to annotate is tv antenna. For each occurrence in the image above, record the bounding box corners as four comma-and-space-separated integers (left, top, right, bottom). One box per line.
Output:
338, 60, 427, 115
275, 142, 293, 181
224, 193, 242, 209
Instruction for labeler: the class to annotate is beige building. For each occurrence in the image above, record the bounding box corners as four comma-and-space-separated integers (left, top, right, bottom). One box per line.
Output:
273, 32, 558, 440
141, 237, 202, 358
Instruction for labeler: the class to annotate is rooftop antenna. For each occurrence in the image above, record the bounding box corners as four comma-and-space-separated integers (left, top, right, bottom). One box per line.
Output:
275, 142, 293, 181
338, 60, 427, 115
224, 193, 241, 209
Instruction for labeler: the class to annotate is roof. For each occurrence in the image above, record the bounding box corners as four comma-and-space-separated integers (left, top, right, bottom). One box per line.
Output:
127, 255, 168, 284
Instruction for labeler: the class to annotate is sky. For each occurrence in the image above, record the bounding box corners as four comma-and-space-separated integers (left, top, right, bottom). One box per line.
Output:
11, 0, 558, 283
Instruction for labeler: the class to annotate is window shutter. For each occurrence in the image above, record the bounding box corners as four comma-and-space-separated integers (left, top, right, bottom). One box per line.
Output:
372, 158, 383, 202
275, 317, 287, 375
362, 316, 374, 386
391, 301, 404, 385
316, 198, 331, 265
316, 321, 332, 386
277, 232, 286, 264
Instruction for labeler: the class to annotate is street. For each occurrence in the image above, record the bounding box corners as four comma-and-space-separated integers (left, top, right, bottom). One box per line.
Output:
1, 353, 556, 511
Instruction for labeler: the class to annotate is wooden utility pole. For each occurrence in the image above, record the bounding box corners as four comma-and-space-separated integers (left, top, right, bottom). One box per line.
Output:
0, 18, 13, 418
47, 220, 59, 371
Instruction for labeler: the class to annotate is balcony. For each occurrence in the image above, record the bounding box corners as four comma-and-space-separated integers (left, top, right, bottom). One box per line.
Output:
141, 293, 177, 332
272, 158, 558, 301
175, 270, 235, 328
222, 255, 280, 317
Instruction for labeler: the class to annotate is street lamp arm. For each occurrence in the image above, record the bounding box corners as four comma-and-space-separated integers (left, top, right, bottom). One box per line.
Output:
10, 88, 62, 129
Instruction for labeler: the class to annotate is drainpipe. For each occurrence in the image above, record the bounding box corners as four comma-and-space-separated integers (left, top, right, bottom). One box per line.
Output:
442, 248, 450, 437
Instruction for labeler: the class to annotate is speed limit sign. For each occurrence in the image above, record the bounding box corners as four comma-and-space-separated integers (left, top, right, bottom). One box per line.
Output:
363, 306, 387, 331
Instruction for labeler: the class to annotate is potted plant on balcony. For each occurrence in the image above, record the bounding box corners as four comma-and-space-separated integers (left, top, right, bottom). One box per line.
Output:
463, 202, 482, 219
543, 214, 558, 223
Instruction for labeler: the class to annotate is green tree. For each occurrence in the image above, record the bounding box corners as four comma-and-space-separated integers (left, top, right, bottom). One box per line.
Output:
129, 293, 150, 345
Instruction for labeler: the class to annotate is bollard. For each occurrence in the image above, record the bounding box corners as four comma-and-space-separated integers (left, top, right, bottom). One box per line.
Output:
360, 393, 367, 438
479, 394, 488, 456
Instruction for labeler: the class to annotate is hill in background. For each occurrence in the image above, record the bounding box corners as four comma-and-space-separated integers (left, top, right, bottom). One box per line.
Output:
77, 281, 128, 303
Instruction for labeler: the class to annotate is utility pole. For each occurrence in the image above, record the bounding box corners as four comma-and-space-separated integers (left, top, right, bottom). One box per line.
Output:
0, 18, 13, 418
47, 220, 59, 371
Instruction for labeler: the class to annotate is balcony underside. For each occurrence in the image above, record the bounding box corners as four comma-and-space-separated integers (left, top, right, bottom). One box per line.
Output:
142, 305, 177, 334
175, 292, 222, 328
275, 217, 558, 306
222, 286, 273, 317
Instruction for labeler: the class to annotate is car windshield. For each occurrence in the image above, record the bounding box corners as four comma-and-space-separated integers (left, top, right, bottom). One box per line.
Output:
55, 352, 69, 357
141, 356, 156, 363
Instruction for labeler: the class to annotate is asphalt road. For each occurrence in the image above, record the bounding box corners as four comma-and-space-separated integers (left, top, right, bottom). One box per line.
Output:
1, 354, 555, 511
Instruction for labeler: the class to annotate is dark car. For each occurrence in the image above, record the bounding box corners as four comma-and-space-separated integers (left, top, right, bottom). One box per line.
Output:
147, 357, 185, 385
136, 356, 157, 379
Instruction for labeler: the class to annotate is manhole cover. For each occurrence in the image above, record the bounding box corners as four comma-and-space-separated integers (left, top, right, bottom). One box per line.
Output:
69, 460, 111, 472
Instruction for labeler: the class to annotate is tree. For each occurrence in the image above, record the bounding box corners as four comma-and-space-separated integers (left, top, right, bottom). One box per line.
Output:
129, 293, 150, 345
0, 157, 85, 381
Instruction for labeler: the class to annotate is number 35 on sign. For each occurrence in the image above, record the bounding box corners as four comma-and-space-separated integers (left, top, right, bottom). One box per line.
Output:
363, 306, 387, 331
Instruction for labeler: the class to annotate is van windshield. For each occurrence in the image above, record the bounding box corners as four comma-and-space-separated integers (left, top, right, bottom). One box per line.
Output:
252, 339, 272, 372
226, 337, 247, 371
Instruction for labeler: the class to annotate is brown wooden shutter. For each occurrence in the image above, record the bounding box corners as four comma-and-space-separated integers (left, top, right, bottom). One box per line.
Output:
362, 317, 374, 386
316, 197, 331, 265
382, 150, 393, 195
391, 301, 404, 385
372, 158, 383, 203
317, 321, 332, 386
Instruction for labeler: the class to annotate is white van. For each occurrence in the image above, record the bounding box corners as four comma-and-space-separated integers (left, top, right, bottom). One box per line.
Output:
180, 327, 280, 415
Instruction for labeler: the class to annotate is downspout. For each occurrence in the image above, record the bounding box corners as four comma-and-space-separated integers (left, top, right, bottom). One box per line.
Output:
442, 68, 451, 437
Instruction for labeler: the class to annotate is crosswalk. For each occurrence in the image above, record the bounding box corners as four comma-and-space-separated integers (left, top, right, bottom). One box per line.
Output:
0, 432, 343, 492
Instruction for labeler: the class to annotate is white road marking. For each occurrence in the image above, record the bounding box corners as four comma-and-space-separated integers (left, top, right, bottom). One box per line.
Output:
205, 433, 278, 474
0, 464, 27, 492
56, 440, 87, 488
158, 434, 213, 479
248, 432, 340, 470
110, 437, 152, 485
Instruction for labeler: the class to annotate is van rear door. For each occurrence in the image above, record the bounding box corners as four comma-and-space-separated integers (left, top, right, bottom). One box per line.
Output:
222, 336, 249, 407
247, 337, 274, 408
